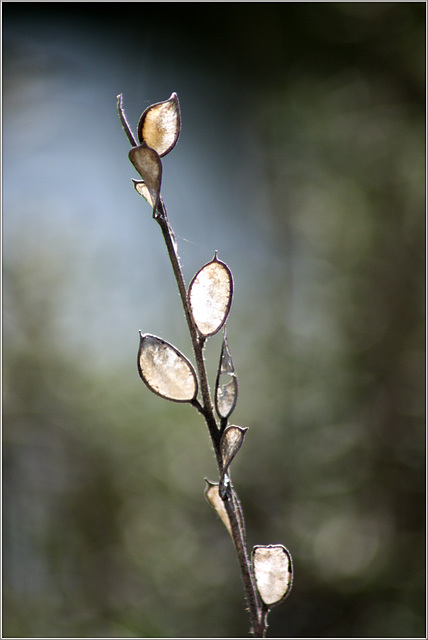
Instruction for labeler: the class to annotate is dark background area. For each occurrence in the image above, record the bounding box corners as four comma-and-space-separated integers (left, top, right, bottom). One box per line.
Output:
2, 2, 426, 638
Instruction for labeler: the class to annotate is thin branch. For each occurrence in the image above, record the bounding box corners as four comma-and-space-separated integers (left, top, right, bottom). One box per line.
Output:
155, 202, 221, 454
119, 94, 268, 637
156, 199, 265, 636
117, 94, 138, 147
225, 486, 264, 636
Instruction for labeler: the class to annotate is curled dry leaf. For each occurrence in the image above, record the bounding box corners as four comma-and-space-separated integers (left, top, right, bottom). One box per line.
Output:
215, 331, 238, 419
137, 332, 197, 402
252, 545, 293, 607
204, 480, 233, 537
188, 254, 233, 338
137, 92, 181, 157
129, 144, 162, 215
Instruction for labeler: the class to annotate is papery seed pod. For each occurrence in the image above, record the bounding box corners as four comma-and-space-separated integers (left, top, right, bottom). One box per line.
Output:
137, 332, 197, 402
132, 179, 155, 208
204, 479, 233, 537
215, 330, 238, 419
252, 544, 293, 607
129, 144, 162, 215
188, 253, 233, 338
220, 426, 248, 476
219, 425, 247, 500
137, 92, 181, 157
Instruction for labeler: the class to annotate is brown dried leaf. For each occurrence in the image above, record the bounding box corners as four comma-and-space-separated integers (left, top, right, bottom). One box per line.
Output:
137, 333, 197, 402
188, 254, 233, 337
252, 545, 293, 607
137, 92, 181, 157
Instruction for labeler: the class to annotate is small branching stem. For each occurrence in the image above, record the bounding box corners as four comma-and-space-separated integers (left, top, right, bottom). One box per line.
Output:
227, 485, 265, 637
155, 203, 221, 454
118, 94, 267, 635
155, 198, 266, 636
117, 94, 137, 147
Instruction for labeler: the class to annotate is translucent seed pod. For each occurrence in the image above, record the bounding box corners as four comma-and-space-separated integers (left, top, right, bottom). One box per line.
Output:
220, 426, 248, 476
132, 179, 155, 208
218, 425, 247, 499
252, 544, 293, 607
204, 480, 233, 537
137, 92, 181, 157
129, 144, 162, 216
137, 332, 197, 402
188, 253, 233, 338
215, 330, 238, 419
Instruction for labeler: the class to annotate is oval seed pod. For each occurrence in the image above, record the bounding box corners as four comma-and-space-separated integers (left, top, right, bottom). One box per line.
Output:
137, 92, 181, 157
137, 333, 197, 402
188, 254, 233, 338
215, 330, 238, 419
252, 544, 293, 607
129, 144, 162, 215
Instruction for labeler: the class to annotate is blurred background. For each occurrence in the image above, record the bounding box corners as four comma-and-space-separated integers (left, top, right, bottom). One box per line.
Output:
2, 2, 426, 638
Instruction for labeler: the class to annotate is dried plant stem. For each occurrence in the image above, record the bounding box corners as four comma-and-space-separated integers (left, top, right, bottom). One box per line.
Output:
227, 485, 266, 637
117, 94, 137, 147
155, 203, 220, 451
116, 92, 294, 637
155, 199, 266, 637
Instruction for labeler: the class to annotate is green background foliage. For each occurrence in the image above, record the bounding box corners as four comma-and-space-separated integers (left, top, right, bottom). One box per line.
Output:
3, 3, 425, 637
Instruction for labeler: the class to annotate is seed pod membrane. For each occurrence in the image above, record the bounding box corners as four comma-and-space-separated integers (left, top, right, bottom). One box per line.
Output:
220, 426, 247, 474
137, 333, 197, 402
252, 544, 293, 607
129, 144, 162, 215
204, 480, 233, 537
137, 92, 181, 157
132, 179, 155, 208
215, 331, 238, 419
188, 254, 233, 338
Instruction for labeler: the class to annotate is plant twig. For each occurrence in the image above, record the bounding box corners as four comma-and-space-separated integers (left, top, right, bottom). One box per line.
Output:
117, 94, 137, 147
155, 202, 221, 453
117, 92, 293, 637
156, 198, 265, 635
